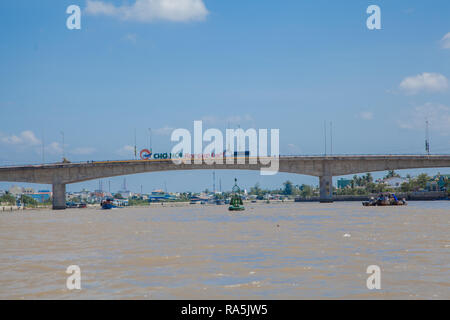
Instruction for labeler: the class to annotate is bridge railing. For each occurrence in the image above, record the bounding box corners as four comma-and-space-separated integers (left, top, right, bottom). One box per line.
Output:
1, 153, 449, 168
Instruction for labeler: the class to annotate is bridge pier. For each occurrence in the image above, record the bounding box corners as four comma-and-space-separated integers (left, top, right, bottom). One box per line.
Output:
52, 183, 66, 210
319, 175, 333, 203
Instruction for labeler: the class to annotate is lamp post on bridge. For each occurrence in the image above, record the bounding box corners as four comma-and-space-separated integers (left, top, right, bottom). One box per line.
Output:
60, 131, 65, 161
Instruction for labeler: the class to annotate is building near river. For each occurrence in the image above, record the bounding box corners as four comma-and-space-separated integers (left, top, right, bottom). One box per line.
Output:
8, 185, 23, 196
148, 190, 177, 202
382, 177, 408, 189
22, 187, 35, 195
28, 190, 52, 203
427, 174, 450, 191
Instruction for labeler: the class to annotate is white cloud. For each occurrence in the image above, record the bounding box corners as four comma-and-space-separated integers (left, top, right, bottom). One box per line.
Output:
226, 114, 254, 125
153, 126, 175, 136
399, 72, 448, 94
86, 0, 117, 16
0, 130, 74, 159
357, 111, 374, 120
287, 143, 302, 154
71, 147, 96, 155
398, 103, 450, 136
201, 114, 254, 125
123, 33, 138, 44
441, 32, 450, 49
201, 115, 218, 124
46, 142, 63, 155
0, 130, 41, 146
116, 145, 135, 156
85, 0, 209, 22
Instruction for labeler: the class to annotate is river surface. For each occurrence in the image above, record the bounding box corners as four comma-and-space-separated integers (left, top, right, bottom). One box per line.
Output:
0, 201, 449, 299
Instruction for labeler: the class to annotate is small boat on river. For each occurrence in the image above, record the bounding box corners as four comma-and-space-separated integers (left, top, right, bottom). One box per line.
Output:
101, 198, 117, 210
362, 192, 407, 206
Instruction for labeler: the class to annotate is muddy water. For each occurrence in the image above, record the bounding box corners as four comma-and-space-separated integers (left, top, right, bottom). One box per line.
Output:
0, 201, 449, 299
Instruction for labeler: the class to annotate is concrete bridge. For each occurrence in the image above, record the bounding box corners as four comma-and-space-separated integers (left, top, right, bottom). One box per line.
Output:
0, 155, 449, 209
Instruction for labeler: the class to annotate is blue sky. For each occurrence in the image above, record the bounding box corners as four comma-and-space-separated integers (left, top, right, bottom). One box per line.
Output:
1, 0, 449, 193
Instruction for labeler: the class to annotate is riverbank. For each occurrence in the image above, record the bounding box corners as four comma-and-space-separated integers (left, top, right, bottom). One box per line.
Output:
0, 205, 25, 212
2, 193, 448, 212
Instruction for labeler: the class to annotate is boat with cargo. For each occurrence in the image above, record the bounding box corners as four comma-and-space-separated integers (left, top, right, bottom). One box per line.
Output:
362, 192, 407, 206
101, 198, 118, 210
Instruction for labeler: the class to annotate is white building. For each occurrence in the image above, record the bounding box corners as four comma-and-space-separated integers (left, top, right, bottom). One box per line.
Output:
23, 187, 35, 195
8, 185, 23, 196
382, 177, 408, 189
117, 190, 133, 198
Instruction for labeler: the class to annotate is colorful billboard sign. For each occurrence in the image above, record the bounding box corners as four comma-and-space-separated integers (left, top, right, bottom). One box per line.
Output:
139, 149, 225, 161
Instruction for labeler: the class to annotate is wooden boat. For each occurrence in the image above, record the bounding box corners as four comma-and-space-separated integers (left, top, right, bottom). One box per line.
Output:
362, 192, 407, 206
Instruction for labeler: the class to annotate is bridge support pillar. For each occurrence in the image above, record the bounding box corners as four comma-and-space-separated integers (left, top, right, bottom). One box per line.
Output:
319, 175, 333, 203
52, 183, 66, 210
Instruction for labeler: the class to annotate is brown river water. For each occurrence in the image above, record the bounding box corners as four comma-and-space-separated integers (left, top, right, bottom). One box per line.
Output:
0, 201, 449, 299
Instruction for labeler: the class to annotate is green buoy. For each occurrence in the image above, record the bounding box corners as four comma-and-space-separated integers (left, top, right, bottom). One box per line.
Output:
228, 178, 245, 211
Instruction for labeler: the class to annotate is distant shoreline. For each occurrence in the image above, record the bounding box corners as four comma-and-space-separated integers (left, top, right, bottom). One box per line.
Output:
295, 191, 448, 202
2, 195, 449, 212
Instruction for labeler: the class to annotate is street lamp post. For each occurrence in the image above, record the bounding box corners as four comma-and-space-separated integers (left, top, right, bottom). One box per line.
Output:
60, 131, 65, 161
148, 128, 152, 152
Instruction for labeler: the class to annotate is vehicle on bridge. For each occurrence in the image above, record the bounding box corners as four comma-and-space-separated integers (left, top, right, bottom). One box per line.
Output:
362, 193, 407, 206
